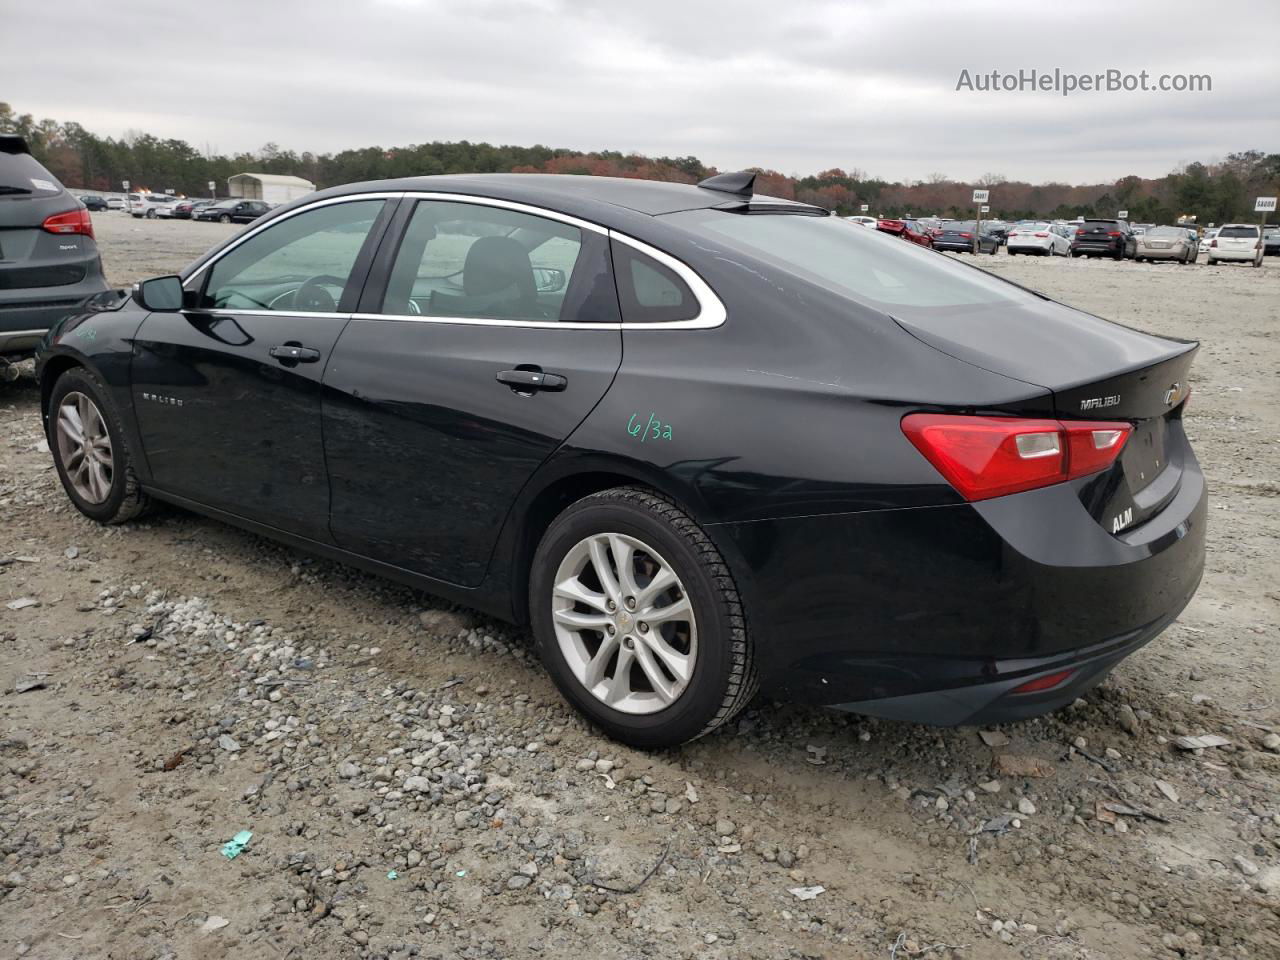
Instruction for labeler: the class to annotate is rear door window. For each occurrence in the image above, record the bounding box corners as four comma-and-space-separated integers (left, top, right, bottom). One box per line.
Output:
380, 200, 583, 322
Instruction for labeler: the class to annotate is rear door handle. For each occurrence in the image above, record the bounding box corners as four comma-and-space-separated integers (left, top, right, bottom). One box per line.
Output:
269, 344, 321, 364
496, 368, 567, 392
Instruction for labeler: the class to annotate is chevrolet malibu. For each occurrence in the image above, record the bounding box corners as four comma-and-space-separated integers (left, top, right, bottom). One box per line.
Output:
35, 172, 1206, 748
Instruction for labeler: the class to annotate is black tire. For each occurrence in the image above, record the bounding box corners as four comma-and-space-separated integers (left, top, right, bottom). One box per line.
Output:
219, 214, 231, 223
47, 367, 151, 524
529, 486, 757, 748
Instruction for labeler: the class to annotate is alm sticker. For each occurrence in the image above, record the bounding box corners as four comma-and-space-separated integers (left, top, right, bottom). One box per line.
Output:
29, 177, 57, 192
626, 412, 673, 443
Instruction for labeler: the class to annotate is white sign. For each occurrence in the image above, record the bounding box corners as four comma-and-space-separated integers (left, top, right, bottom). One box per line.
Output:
122, 179, 130, 190
1118, 209, 1129, 219
972, 189, 989, 203
165, 188, 175, 195
208, 181, 216, 192
1256, 196, 1277, 213
860, 203, 869, 213
980, 204, 990, 213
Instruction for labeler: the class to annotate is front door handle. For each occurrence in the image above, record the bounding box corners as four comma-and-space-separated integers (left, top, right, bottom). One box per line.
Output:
496, 368, 567, 392
269, 343, 321, 364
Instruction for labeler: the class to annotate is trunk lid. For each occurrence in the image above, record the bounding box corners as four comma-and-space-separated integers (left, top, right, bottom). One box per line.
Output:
894, 298, 1197, 533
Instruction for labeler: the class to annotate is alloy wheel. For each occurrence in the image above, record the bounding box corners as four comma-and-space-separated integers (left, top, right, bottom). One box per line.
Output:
551, 532, 697, 715
56, 391, 114, 504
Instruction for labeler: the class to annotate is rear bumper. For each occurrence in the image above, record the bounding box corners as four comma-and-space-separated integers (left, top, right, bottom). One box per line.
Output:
1008, 241, 1052, 254
1136, 248, 1186, 259
1207, 249, 1258, 261
935, 242, 975, 252
1071, 241, 1122, 255
709, 431, 1207, 722
0, 278, 109, 355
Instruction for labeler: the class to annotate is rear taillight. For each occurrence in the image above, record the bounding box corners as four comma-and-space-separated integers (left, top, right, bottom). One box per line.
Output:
901, 414, 1132, 501
42, 207, 95, 240
1033, 232, 1048, 237
959, 231, 972, 238
1107, 231, 1123, 237
1075, 228, 1085, 234
1210, 239, 1217, 248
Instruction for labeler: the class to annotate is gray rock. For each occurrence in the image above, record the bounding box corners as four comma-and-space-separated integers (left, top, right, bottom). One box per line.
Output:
217, 734, 240, 752
507, 875, 532, 890
715, 818, 736, 837
337, 761, 359, 779
1233, 854, 1259, 876
1117, 705, 1140, 736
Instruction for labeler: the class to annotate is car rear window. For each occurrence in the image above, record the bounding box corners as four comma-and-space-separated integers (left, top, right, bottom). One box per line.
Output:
0, 150, 62, 196
1147, 226, 1181, 237
668, 210, 1037, 310
1219, 226, 1258, 238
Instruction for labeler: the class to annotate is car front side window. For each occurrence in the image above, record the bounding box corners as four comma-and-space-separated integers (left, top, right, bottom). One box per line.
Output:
200, 200, 384, 312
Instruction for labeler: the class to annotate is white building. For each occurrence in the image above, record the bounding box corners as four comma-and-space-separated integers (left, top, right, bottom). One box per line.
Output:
227, 173, 315, 205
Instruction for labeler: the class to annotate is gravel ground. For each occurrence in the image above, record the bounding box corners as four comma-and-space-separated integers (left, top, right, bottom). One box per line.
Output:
2, 214, 1278, 960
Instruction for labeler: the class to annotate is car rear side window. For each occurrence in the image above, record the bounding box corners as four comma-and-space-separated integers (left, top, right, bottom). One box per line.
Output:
611, 239, 699, 324
201, 200, 384, 312
381, 200, 583, 322
670, 210, 1036, 310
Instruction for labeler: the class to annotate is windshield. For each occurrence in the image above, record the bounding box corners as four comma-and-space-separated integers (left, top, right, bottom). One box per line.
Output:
666, 210, 1039, 310
209, 200, 238, 209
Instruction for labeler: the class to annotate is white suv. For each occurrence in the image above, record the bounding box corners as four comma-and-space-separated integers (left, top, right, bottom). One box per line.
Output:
1206, 224, 1263, 267
130, 194, 181, 219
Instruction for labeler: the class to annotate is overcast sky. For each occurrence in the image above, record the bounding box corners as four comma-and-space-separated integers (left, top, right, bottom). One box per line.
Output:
5, 0, 1276, 184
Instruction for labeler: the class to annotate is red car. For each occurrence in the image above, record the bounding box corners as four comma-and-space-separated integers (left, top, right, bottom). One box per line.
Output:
876, 218, 935, 248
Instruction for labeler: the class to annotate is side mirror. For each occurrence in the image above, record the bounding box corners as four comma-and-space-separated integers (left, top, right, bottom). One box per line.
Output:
532, 267, 566, 294
136, 275, 185, 311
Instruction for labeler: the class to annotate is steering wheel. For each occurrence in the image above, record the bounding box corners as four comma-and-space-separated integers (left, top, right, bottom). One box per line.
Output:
293, 275, 346, 312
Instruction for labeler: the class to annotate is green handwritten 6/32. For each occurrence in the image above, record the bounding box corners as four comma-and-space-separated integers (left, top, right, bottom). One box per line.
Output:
627, 412, 673, 443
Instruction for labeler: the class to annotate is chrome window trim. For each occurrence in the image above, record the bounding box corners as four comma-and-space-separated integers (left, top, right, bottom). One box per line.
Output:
184, 190, 726, 331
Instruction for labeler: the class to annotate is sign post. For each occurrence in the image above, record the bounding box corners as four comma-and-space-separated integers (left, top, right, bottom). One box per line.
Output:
972, 189, 990, 253
860, 203, 869, 213
208, 180, 217, 199
1256, 197, 1277, 241
1118, 209, 1129, 220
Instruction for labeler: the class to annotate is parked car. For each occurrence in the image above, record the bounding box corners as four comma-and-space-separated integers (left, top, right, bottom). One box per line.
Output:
984, 220, 1009, 245
196, 199, 270, 223
124, 193, 144, 216
0, 135, 109, 365
79, 195, 109, 212
106, 197, 124, 211
1006, 221, 1070, 256
1070, 219, 1137, 259
31, 171, 1207, 746
1134, 226, 1197, 264
1205, 224, 1263, 267
1264, 226, 1280, 257
171, 199, 215, 220
132, 194, 181, 219
846, 215, 878, 228
934, 220, 999, 254
875, 218, 934, 248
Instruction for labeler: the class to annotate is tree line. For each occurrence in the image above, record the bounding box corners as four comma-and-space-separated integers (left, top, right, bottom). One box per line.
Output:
3, 102, 1275, 225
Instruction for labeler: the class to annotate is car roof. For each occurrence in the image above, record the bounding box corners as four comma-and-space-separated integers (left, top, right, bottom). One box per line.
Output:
306, 173, 801, 220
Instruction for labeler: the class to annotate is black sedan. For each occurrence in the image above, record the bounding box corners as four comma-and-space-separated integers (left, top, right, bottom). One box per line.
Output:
34, 172, 1206, 747
933, 220, 1000, 254
79, 195, 109, 211
196, 199, 270, 223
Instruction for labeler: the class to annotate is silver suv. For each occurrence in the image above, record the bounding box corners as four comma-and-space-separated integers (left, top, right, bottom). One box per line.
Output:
0, 136, 109, 365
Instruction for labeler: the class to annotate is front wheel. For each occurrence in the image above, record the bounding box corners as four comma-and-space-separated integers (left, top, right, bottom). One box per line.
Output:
530, 487, 757, 748
48, 368, 151, 524
219, 214, 231, 223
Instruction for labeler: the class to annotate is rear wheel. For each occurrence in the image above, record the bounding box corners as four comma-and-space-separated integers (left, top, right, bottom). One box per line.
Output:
530, 487, 756, 748
219, 214, 231, 223
48, 368, 151, 524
